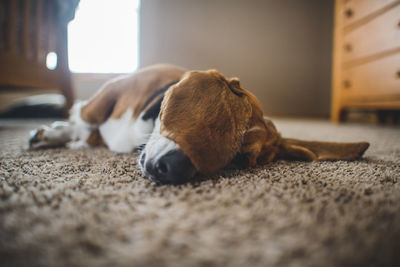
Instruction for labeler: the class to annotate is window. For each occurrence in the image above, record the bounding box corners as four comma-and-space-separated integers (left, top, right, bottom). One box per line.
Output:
68, 0, 140, 73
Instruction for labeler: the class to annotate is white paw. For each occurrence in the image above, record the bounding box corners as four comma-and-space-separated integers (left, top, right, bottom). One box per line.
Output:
29, 126, 50, 149
28, 123, 72, 149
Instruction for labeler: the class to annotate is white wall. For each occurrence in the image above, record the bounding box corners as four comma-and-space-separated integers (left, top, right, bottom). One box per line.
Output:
72, 73, 118, 101
139, 0, 334, 117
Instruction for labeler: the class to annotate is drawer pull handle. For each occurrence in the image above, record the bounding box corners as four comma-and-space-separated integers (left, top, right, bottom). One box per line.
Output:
344, 8, 353, 18
343, 80, 352, 89
396, 71, 400, 79
344, 43, 352, 52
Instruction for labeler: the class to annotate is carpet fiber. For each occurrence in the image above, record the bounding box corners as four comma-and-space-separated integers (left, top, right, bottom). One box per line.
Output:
1, 119, 399, 267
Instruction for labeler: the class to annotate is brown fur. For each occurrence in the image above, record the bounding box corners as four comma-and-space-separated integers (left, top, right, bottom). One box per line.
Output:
159, 69, 369, 174
86, 129, 105, 147
279, 139, 369, 161
160, 70, 252, 173
81, 64, 185, 124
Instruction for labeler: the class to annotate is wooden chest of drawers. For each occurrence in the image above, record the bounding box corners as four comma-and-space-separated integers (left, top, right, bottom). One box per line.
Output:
331, 0, 400, 122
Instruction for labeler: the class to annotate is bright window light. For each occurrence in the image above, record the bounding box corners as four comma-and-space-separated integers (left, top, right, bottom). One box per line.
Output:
46, 52, 58, 70
68, 0, 139, 73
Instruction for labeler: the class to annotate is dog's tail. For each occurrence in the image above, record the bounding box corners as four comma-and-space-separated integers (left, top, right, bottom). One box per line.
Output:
278, 138, 370, 161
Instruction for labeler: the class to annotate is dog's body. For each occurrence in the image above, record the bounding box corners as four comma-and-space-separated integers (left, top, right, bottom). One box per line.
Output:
29, 64, 369, 184
30, 64, 185, 151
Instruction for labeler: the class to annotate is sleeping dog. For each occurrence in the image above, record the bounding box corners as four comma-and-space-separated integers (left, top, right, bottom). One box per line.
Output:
29, 64, 369, 184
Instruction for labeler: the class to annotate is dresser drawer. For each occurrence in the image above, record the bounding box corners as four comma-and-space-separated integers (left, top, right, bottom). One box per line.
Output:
342, 0, 398, 27
342, 3, 400, 62
341, 53, 400, 100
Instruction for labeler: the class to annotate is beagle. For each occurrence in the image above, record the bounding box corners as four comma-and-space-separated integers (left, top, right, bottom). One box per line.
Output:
29, 64, 369, 184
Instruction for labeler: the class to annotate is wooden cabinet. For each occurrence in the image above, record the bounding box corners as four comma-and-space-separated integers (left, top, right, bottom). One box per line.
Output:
331, 0, 400, 122
0, 0, 79, 112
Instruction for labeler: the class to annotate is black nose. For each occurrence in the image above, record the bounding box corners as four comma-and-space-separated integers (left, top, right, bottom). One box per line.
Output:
143, 150, 196, 184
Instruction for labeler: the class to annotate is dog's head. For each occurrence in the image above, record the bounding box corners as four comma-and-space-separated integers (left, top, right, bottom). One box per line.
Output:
139, 69, 279, 184
139, 69, 369, 184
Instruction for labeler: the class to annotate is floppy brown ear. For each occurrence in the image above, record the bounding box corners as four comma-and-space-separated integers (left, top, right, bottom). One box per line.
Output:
279, 138, 370, 161
160, 71, 252, 174
227, 77, 244, 95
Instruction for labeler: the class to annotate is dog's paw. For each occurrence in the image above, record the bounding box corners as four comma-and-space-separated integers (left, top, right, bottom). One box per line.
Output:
28, 123, 71, 150
28, 127, 49, 149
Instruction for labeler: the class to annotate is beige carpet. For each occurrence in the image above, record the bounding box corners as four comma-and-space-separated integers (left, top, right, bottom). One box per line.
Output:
0, 118, 399, 267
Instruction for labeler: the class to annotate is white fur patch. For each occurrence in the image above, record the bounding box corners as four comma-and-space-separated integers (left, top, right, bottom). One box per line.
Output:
99, 109, 154, 153
51, 101, 90, 149
43, 121, 72, 141
142, 117, 178, 163
68, 101, 93, 148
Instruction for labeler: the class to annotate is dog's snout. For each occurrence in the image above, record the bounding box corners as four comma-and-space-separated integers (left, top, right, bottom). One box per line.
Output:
142, 150, 196, 184
155, 161, 168, 176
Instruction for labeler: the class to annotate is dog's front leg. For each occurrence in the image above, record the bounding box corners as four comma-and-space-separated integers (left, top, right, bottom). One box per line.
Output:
29, 101, 96, 150
29, 121, 74, 149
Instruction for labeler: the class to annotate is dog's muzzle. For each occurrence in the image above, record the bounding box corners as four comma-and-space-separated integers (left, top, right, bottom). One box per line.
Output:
139, 149, 196, 184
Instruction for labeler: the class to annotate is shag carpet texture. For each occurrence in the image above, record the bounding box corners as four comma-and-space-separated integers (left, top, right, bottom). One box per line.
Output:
0, 119, 399, 267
